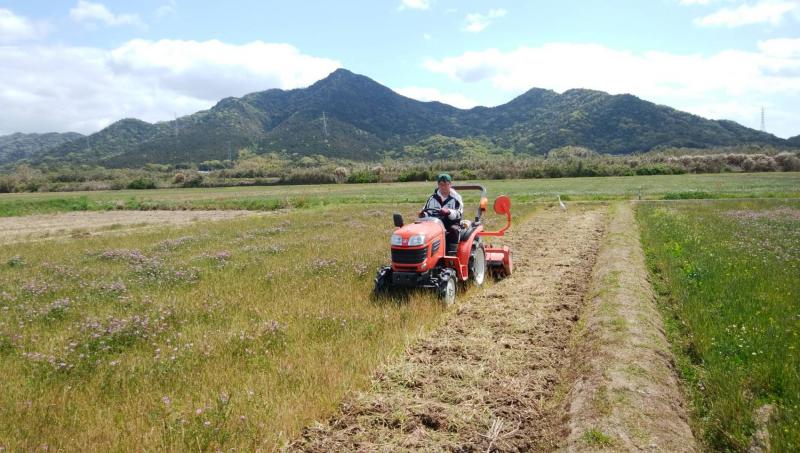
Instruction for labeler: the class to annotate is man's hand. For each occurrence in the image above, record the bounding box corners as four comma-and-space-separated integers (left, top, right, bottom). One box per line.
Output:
440, 207, 450, 216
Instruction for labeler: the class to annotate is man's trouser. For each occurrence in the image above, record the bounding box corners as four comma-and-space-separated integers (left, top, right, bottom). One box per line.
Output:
445, 223, 461, 255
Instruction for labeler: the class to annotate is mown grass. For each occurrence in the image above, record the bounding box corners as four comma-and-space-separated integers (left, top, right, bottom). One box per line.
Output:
1, 172, 798, 217
0, 201, 538, 450
638, 199, 800, 451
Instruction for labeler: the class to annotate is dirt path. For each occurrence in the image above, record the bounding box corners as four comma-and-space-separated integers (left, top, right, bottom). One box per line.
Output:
292, 204, 607, 451
0, 210, 269, 244
563, 203, 697, 452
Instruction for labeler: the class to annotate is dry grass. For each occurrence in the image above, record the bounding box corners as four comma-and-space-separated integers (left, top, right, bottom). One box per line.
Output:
0, 203, 454, 450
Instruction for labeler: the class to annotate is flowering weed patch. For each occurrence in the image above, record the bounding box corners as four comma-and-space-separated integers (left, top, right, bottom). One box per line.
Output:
639, 199, 800, 451
0, 201, 537, 450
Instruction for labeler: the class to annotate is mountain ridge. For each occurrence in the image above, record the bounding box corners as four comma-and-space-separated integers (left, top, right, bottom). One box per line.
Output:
10, 68, 795, 167
0, 132, 85, 165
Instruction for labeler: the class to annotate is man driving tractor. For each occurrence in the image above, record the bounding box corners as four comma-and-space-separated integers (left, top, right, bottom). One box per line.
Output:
420, 173, 464, 254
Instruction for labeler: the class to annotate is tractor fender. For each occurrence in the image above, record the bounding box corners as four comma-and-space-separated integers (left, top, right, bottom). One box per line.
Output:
454, 224, 484, 280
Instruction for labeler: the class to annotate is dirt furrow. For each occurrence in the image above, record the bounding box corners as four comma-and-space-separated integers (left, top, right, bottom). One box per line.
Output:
292, 204, 607, 451
563, 202, 697, 452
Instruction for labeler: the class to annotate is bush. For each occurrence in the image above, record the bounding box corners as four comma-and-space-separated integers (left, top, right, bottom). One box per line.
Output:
0, 176, 18, 193
775, 152, 800, 171
397, 169, 431, 182
280, 169, 336, 185
347, 169, 380, 184
333, 167, 349, 183
127, 177, 157, 190
458, 169, 477, 180
181, 174, 205, 188
172, 172, 186, 184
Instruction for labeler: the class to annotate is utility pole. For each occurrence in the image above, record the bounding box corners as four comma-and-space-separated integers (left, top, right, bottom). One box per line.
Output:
760, 106, 766, 132
322, 111, 329, 137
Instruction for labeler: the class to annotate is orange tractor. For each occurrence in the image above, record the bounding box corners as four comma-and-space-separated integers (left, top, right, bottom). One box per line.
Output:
374, 185, 513, 305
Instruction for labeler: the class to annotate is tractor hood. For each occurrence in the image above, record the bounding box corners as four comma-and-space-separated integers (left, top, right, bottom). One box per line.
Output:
392, 218, 444, 247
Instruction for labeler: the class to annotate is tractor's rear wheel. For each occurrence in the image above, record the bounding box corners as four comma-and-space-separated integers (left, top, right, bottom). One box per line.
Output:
470, 244, 486, 286
438, 277, 456, 307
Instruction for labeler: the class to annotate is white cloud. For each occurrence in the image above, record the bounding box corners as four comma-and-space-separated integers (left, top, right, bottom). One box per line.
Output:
423, 33, 432, 40
463, 9, 506, 33
395, 86, 478, 109
69, 1, 145, 28
424, 42, 800, 137
695, 0, 797, 27
398, 0, 431, 11
0, 40, 341, 135
679, 0, 715, 5
0, 8, 48, 42
758, 37, 800, 57
155, 0, 176, 19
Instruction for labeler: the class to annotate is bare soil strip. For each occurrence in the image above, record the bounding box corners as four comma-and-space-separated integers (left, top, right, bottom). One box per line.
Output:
563, 202, 697, 452
0, 210, 268, 243
292, 205, 606, 451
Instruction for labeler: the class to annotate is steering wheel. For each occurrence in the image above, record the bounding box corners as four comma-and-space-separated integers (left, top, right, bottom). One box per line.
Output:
420, 208, 442, 218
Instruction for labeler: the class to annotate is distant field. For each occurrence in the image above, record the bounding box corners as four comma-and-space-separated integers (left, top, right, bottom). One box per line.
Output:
638, 199, 800, 451
1, 172, 798, 216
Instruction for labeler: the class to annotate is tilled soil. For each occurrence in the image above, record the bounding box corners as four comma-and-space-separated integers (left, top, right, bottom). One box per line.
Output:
292, 205, 607, 451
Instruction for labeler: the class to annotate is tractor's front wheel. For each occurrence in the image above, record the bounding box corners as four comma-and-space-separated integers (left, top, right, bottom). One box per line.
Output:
374, 266, 392, 296
438, 276, 456, 306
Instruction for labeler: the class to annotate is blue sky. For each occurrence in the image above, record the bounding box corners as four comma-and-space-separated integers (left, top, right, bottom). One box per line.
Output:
1, 0, 799, 138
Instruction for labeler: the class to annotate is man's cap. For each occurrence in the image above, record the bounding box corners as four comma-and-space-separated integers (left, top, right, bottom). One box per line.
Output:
437, 173, 452, 183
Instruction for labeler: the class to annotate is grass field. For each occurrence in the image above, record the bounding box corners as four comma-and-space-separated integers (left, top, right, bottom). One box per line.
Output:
2, 172, 799, 450
0, 199, 538, 450
1, 172, 798, 217
638, 199, 800, 451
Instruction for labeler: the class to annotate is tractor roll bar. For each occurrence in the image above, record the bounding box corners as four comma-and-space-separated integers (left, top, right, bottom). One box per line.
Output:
452, 184, 487, 222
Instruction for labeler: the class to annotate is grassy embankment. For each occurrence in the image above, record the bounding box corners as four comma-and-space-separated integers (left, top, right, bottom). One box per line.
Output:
1, 172, 799, 217
0, 199, 538, 450
638, 199, 800, 451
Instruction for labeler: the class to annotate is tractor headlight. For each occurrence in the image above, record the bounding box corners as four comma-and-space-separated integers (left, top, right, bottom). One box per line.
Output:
391, 234, 403, 246
408, 234, 426, 246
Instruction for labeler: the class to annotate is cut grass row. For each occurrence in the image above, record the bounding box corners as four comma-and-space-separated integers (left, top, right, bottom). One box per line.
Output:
0, 202, 539, 450
2, 172, 799, 217
638, 199, 800, 451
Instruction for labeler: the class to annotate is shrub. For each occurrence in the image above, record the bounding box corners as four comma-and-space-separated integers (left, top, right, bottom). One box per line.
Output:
0, 176, 17, 193
775, 152, 800, 171
347, 169, 380, 184
397, 169, 431, 182
127, 177, 157, 190
280, 169, 335, 185
333, 167, 349, 184
458, 169, 477, 180
181, 174, 205, 188
172, 172, 186, 184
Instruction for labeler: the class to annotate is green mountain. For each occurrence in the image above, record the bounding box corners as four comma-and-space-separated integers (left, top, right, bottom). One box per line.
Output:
788, 135, 800, 147
0, 132, 84, 165
31, 69, 792, 167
